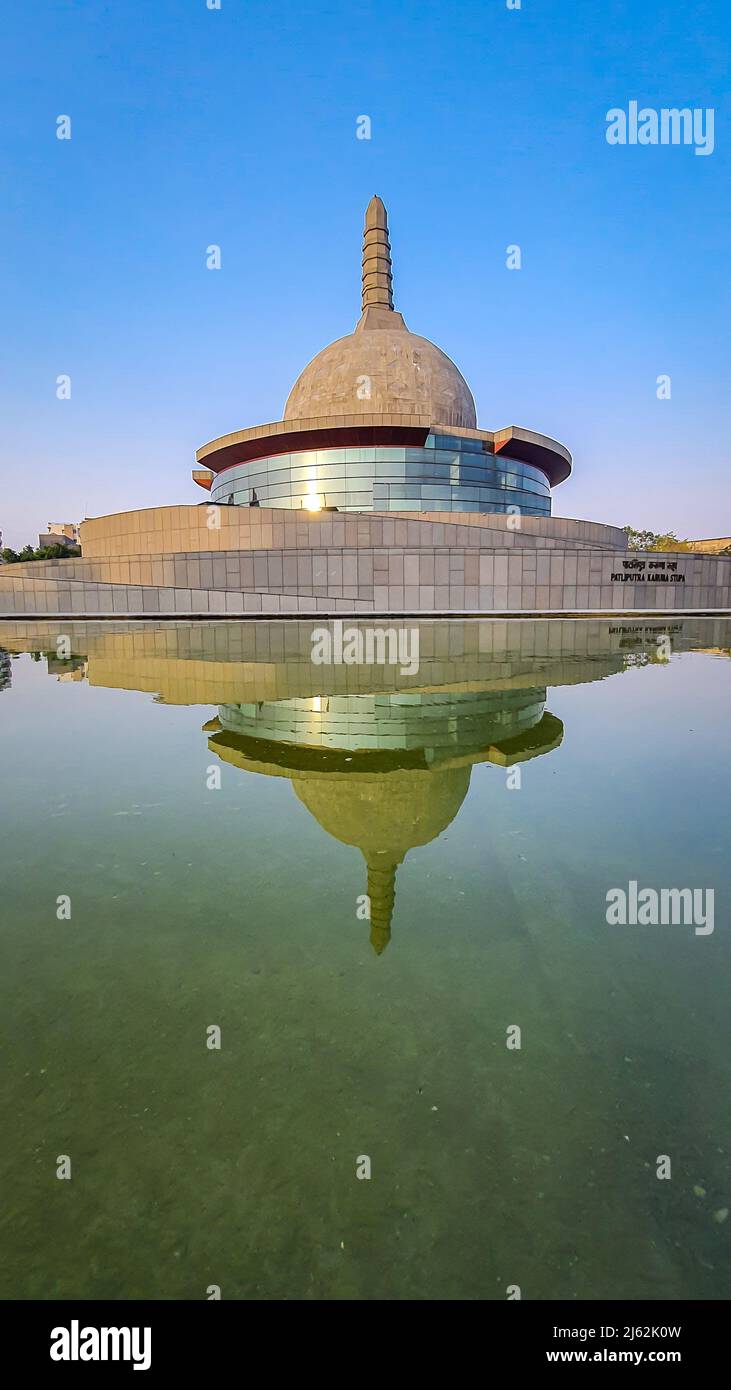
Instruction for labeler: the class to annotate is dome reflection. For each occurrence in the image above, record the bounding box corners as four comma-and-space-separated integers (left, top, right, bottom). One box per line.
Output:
205, 687, 563, 954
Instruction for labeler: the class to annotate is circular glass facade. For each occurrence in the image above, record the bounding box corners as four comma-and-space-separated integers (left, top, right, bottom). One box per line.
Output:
209, 433, 551, 516
217, 687, 549, 755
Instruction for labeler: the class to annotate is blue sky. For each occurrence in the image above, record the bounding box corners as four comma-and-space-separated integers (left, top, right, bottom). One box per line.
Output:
1, 0, 729, 547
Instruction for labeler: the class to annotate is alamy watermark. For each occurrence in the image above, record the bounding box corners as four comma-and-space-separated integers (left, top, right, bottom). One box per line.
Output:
50, 1321, 151, 1371
311, 620, 419, 676
606, 881, 714, 936
606, 101, 714, 156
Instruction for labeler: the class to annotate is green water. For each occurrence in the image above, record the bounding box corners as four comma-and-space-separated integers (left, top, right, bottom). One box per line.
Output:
0, 618, 729, 1301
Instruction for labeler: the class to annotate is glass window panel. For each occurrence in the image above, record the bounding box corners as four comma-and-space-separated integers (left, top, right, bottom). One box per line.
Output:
498, 455, 550, 486
261, 483, 292, 499
254, 462, 278, 475
312, 464, 346, 480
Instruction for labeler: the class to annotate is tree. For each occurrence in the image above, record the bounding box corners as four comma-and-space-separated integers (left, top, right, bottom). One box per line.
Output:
0, 543, 80, 563
37, 544, 81, 559
622, 526, 657, 550
649, 533, 692, 552
622, 526, 691, 552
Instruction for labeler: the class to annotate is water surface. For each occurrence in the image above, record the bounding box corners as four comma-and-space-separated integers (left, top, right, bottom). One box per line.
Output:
1, 617, 729, 1300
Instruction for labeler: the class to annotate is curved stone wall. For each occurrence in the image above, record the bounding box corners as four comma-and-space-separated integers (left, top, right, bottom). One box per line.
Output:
2, 506, 727, 618
78, 505, 627, 559
1, 544, 729, 617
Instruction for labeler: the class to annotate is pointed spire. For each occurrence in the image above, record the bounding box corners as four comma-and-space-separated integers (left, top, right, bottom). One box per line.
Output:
362, 195, 394, 312
366, 857, 398, 955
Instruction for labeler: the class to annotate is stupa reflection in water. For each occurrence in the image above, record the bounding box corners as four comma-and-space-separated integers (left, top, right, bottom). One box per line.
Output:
205, 688, 563, 954
6, 612, 710, 954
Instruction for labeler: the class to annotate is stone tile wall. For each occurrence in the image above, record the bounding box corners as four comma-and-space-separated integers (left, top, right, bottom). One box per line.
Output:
2, 547, 729, 617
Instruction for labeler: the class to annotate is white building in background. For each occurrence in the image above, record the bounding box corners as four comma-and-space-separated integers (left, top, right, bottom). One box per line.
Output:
39, 522, 81, 551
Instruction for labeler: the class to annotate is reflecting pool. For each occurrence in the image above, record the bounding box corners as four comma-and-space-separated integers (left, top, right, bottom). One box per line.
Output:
0, 617, 729, 1300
